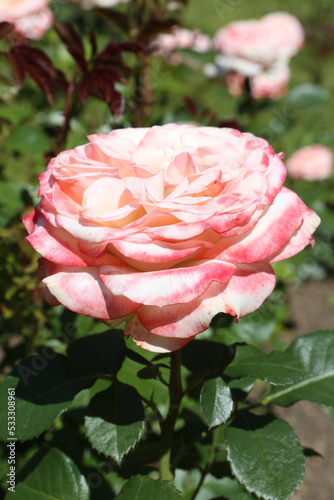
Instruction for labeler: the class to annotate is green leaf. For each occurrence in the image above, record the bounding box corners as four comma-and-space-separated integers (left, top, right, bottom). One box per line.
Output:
67, 329, 125, 375
137, 364, 160, 380
225, 345, 306, 385
226, 413, 305, 500
195, 475, 256, 500
84, 383, 145, 465
5, 125, 50, 154
14, 448, 89, 499
287, 83, 329, 111
265, 331, 334, 407
228, 377, 255, 392
74, 314, 108, 337
200, 377, 233, 428
114, 476, 182, 500
181, 340, 235, 375
217, 315, 275, 346
0, 354, 96, 441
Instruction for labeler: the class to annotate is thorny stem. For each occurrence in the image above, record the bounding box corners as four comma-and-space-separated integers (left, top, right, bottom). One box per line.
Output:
159, 349, 183, 480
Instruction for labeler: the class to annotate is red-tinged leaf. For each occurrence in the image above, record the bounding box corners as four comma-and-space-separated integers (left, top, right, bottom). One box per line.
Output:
184, 97, 197, 118
0, 22, 14, 40
96, 52, 132, 78
14, 45, 54, 74
88, 29, 97, 59
118, 42, 146, 54
99, 42, 124, 58
54, 69, 68, 91
97, 77, 124, 120
6, 51, 25, 86
217, 118, 242, 130
78, 73, 92, 103
94, 8, 130, 32
93, 63, 125, 83
55, 22, 86, 69
25, 62, 55, 105
108, 87, 124, 121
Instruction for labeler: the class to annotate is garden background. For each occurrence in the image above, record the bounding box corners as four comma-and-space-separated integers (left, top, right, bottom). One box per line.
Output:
1, 0, 334, 498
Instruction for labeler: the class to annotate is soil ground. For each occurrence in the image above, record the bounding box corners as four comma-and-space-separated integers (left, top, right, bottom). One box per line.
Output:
274, 278, 334, 500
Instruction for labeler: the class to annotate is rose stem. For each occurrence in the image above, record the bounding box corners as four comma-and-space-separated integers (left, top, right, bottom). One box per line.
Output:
159, 349, 183, 481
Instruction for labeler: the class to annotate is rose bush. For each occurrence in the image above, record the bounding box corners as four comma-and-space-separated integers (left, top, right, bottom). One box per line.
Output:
23, 124, 320, 352
212, 12, 304, 99
0, 0, 53, 39
286, 144, 333, 180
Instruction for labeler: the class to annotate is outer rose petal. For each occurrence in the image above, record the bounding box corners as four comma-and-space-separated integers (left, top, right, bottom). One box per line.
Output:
110, 238, 210, 268
202, 187, 319, 264
99, 260, 236, 307
135, 263, 276, 340
270, 205, 321, 263
43, 266, 140, 319
24, 207, 119, 267
125, 316, 195, 353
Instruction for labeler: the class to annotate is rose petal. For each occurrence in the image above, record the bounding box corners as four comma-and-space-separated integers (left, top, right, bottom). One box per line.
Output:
43, 265, 139, 320
99, 260, 236, 307
125, 316, 194, 353
136, 263, 275, 337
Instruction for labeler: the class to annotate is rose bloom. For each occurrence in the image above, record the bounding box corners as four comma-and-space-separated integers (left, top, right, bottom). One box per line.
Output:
286, 144, 333, 180
0, 0, 53, 39
24, 125, 320, 353
212, 12, 304, 100
214, 12, 304, 67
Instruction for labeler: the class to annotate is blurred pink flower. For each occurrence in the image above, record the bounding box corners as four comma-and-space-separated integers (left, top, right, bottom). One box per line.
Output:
23, 124, 320, 353
0, 0, 53, 39
251, 64, 291, 100
211, 12, 304, 99
153, 26, 211, 64
286, 144, 333, 180
215, 12, 304, 66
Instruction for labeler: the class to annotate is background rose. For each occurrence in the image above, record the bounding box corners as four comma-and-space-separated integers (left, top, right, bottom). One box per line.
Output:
153, 26, 211, 65
0, 0, 53, 39
286, 144, 333, 180
211, 12, 304, 99
214, 12, 304, 66
23, 124, 320, 352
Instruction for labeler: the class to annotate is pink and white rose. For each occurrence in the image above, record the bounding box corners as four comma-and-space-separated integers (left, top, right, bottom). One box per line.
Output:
212, 12, 304, 99
286, 144, 333, 180
23, 124, 320, 352
0, 0, 53, 39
